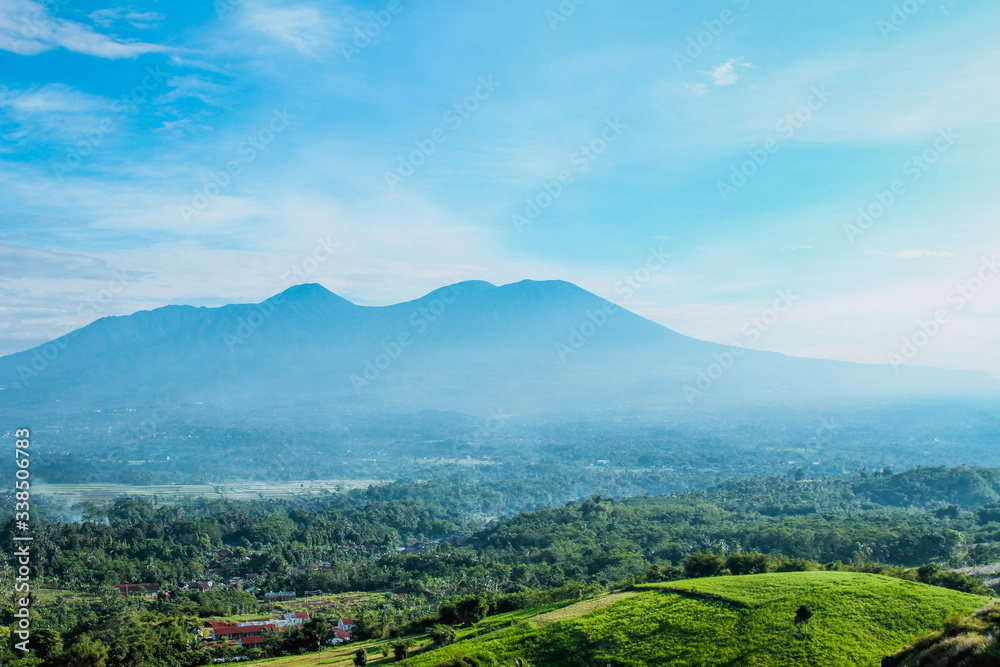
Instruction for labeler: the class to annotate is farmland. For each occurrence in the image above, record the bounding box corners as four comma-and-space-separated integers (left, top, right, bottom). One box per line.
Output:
30, 479, 388, 503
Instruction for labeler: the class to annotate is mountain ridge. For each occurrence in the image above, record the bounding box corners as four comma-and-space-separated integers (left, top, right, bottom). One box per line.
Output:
2, 280, 997, 419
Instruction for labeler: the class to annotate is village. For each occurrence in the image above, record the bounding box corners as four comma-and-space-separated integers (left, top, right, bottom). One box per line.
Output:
107, 536, 467, 659
205, 614, 355, 649
115, 581, 357, 652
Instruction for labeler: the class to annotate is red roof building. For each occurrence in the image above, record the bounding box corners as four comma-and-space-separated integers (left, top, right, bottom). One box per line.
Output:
211, 623, 276, 641
329, 628, 351, 644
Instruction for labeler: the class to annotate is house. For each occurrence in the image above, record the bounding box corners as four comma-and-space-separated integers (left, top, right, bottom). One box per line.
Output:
236, 612, 308, 629
264, 591, 296, 602
210, 623, 276, 642
338, 618, 356, 631
117, 583, 164, 599
329, 628, 352, 645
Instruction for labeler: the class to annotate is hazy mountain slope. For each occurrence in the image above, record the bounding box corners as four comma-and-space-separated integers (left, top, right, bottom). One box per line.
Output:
1, 280, 996, 417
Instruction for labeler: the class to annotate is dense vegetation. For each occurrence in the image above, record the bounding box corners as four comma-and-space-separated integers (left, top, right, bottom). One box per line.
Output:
8, 466, 1000, 595
4, 466, 1000, 665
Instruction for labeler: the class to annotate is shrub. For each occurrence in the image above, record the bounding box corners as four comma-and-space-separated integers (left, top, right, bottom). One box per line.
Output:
430, 624, 457, 647
683, 551, 726, 579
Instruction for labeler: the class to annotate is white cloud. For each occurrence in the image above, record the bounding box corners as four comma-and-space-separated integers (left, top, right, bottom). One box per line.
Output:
704, 58, 754, 87
894, 250, 957, 259
238, 3, 346, 57
0, 244, 132, 280
0, 0, 168, 58
88, 8, 164, 29
158, 75, 229, 107
0, 83, 114, 144
0, 83, 107, 114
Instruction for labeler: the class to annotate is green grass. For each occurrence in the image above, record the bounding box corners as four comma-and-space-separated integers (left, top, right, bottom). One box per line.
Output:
884, 601, 1000, 666
398, 572, 989, 667
249, 600, 580, 667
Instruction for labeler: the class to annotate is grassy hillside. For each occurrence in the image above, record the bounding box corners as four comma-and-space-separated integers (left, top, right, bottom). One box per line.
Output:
883, 602, 1000, 666
394, 572, 988, 667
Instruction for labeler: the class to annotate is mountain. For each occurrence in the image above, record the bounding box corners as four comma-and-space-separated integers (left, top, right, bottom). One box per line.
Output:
1, 280, 996, 419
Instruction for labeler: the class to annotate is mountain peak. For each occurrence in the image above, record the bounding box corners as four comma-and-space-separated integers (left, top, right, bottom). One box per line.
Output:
268, 283, 355, 306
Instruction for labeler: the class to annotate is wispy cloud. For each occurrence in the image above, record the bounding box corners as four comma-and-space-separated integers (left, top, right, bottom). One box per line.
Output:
0, 0, 168, 58
158, 75, 229, 107
0, 83, 107, 114
894, 250, 957, 259
88, 8, 165, 30
864, 250, 957, 259
0, 83, 113, 145
237, 2, 347, 57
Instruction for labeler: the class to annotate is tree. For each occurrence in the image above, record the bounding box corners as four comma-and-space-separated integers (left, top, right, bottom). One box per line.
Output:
916, 563, 940, 583
794, 605, 813, 624
393, 642, 408, 661
261, 627, 283, 657
302, 614, 332, 651
438, 601, 459, 626
32, 627, 63, 659
794, 605, 814, 639
430, 624, 457, 646
725, 553, 771, 576
354, 648, 368, 666
68, 635, 109, 667
682, 550, 725, 579
458, 595, 489, 624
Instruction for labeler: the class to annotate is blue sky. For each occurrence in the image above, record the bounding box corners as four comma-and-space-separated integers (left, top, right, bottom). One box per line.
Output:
1, 0, 998, 376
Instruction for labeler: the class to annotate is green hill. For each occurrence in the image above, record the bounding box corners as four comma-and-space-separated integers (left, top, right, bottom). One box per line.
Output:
883, 601, 1000, 666
402, 571, 989, 667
